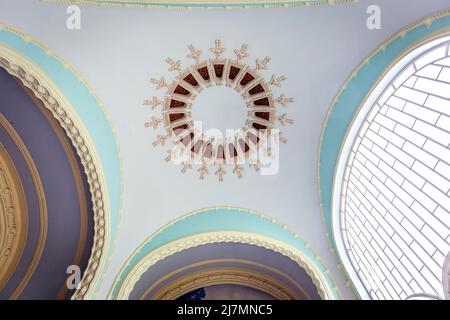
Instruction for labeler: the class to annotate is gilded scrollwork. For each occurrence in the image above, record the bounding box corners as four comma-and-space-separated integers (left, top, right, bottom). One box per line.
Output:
0, 143, 27, 290
152, 267, 299, 300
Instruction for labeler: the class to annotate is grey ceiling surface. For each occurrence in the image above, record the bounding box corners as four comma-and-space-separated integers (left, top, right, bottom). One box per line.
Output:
0, 0, 448, 299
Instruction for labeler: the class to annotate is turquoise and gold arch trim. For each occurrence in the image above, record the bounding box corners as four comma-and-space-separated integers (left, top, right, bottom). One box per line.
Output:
318, 8, 450, 296
0, 23, 122, 298
109, 207, 342, 300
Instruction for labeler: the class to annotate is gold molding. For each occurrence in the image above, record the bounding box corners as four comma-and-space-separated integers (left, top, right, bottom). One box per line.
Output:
152, 267, 299, 300
0, 143, 27, 291
0, 44, 109, 300
10, 79, 90, 299
40, 107, 89, 300
113, 231, 335, 300
108, 206, 342, 300
0, 113, 48, 299
13, 81, 91, 299
1, 20, 124, 298
140, 258, 312, 300
21, 86, 90, 300
0, 20, 125, 299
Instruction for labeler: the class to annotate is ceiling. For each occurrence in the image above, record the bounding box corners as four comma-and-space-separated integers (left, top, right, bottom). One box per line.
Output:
130, 243, 322, 300
1, 0, 449, 299
0, 68, 94, 299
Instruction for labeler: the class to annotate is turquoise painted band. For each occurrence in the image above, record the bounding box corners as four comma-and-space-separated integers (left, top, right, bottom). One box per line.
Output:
318, 13, 450, 257
0, 26, 122, 294
109, 207, 341, 299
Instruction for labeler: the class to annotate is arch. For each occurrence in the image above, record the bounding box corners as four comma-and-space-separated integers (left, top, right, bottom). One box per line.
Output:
152, 267, 299, 300
108, 206, 341, 300
130, 242, 321, 300
0, 23, 122, 299
139, 256, 314, 300
0, 142, 28, 290
319, 9, 450, 299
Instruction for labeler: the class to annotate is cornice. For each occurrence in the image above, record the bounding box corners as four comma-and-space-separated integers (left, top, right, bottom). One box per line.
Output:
108, 206, 343, 300
140, 258, 312, 300
113, 231, 335, 300
31, 93, 90, 300
9, 79, 91, 299
0, 45, 108, 300
0, 21, 124, 298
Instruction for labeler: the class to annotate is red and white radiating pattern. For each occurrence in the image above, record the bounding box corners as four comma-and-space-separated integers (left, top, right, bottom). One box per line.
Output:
145, 41, 294, 181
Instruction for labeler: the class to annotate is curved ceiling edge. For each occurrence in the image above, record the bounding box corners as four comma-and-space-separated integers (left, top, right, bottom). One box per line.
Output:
139, 257, 314, 300
42, 0, 357, 9
0, 113, 48, 299
318, 8, 450, 299
0, 23, 123, 299
152, 267, 299, 300
109, 207, 342, 300
0, 143, 28, 291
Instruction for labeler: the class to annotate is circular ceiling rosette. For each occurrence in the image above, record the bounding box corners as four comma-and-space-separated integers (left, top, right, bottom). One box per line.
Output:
144, 40, 294, 181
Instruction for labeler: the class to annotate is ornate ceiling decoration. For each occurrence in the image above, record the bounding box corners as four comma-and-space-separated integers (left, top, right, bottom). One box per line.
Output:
133, 244, 321, 300
0, 45, 102, 299
111, 231, 335, 299
0, 143, 27, 291
0, 68, 96, 299
152, 267, 298, 300
145, 40, 294, 181
44, 0, 357, 9
109, 207, 341, 300
0, 22, 119, 300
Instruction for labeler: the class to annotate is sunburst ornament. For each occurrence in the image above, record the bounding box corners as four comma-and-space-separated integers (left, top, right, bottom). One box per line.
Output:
144, 40, 294, 181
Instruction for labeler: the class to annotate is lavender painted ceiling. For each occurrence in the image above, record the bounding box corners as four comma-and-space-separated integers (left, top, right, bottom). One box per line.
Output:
1, 0, 450, 300
0, 68, 94, 300
131, 242, 321, 300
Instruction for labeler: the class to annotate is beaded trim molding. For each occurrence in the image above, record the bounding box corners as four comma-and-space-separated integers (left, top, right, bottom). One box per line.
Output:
0, 48, 108, 300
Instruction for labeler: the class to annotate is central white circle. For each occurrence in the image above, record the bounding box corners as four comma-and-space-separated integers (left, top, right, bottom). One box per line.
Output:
191, 85, 247, 134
